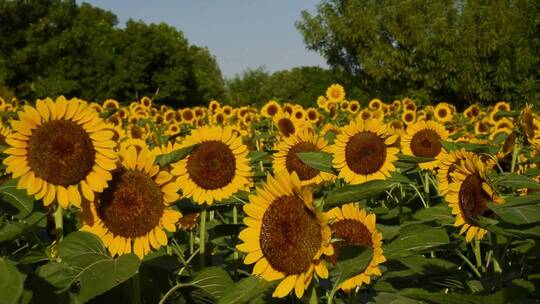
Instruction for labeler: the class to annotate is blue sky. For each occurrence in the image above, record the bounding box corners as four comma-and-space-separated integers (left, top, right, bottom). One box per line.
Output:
79, 0, 327, 78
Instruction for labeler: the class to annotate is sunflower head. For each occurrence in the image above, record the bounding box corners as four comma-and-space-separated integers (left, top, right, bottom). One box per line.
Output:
81, 145, 182, 258
434, 103, 453, 123
326, 84, 346, 103
171, 126, 252, 205
237, 172, 333, 298
332, 119, 399, 184
273, 112, 297, 138
401, 120, 449, 170
445, 154, 503, 242
261, 100, 281, 118
326, 203, 386, 291
3, 96, 117, 208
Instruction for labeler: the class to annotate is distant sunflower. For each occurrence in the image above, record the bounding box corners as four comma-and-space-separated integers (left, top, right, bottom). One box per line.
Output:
181, 108, 196, 124
359, 109, 372, 121
316, 96, 328, 109
401, 120, 449, 170
261, 100, 281, 118
326, 84, 345, 103
332, 119, 399, 184
140, 96, 152, 109
368, 99, 383, 111
306, 108, 319, 123
325, 203, 386, 291
320, 123, 340, 138
222, 105, 234, 117
474, 120, 491, 135
434, 103, 453, 123
444, 154, 503, 242
273, 129, 334, 186
273, 112, 297, 138
349, 100, 360, 114
494, 101, 510, 112
209, 100, 221, 113
171, 126, 252, 205
3, 96, 117, 208
464, 104, 481, 120
80, 146, 182, 258
237, 172, 333, 298
292, 107, 306, 122
103, 99, 120, 110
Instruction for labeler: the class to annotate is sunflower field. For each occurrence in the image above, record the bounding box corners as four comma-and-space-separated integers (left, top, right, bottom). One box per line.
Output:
0, 84, 539, 304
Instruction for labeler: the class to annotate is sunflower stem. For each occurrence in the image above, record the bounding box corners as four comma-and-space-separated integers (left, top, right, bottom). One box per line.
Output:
423, 171, 431, 207
491, 232, 502, 290
131, 272, 141, 304
510, 143, 519, 173
455, 250, 482, 279
53, 206, 63, 242
473, 238, 483, 272
199, 209, 207, 268
189, 231, 194, 255
233, 205, 239, 260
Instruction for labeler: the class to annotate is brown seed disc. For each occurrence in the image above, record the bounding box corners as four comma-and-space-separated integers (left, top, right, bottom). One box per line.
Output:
308, 110, 318, 121
186, 140, 236, 190
438, 109, 447, 118
459, 174, 491, 224
260, 195, 322, 275
345, 132, 387, 175
97, 169, 164, 237
410, 129, 442, 158
183, 110, 194, 121
278, 118, 295, 137
327, 219, 373, 264
27, 120, 95, 186
285, 142, 320, 181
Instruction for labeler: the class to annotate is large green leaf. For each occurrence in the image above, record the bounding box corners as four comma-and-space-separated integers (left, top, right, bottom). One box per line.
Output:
488, 195, 540, 225
297, 151, 334, 174
331, 246, 373, 285
325, 180, 395, 207
383, 227, 450, 260
54, 232, 141, 302
0, 258, 25, 304
155, 144, 196, 166
217, 277, 272, 304
0, 179, 35, 218
412, 204, 454, 225
491, 173, 540, 190
397, 153, 434, 163
440, 140, 498, 155
190, 267, 233, 300
37, 262, 78, 292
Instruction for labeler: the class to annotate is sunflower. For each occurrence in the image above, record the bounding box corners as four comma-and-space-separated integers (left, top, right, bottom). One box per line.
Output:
164, 123, 181, 137
0, 124, 12, 146
320, 123, 340, 138
474, 120, 491, 135
444, 153, 503, 242
434, 103, 453, 123
222, 105, 234, 117
401, 120, 449, 170
340, 100, 350, 111
349, 100, 360, 114
403, 101, 417, 112
332, 119, 399, 184
261, 100, 281, 118
80, 145, 182, 258
359, 109, 372, 121
306, 108, 320, 124
273, 112, 297, 138
164, 110, 176, 123
3, 96, 117, 209
181, 108, 196, 124
292, 107, 306, 122
170, 126, 252, 205
273, 129, 334, 186
326, 84, 345, 103
325, 203, 386, 291
494, 101, 510, 112
316, 96, 328, 109
437, 149, 471, 195
368, 99, 383, 110
209, 100, 221, 113
103, 99, 120, 110
237, 172, 333, 298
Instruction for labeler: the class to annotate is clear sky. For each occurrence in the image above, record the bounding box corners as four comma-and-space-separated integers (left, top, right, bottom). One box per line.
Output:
78, 0, 328, 78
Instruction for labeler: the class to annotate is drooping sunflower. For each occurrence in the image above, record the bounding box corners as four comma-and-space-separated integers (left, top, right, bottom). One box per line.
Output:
273, 129, 335, 186
325, 203, 386, 291
170, 126, 252, 205
261, 100, 281, 118
3, 96, 117, 209
494, 101, 511, 112
437, 149, 471, 195
368, 98, 383, 111
237, 172, 333, 298
331, 119, 399, 184
273, 112, 298, 138
444, 153, 503, 242
326, 84, 345, 103
80, 146, 182, 258
401, 120, 449, 170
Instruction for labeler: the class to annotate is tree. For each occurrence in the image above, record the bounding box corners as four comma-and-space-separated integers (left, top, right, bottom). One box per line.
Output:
296, 0, 539, 107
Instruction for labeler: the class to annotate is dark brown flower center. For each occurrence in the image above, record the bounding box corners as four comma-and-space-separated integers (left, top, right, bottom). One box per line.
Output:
97, 169, 164, 237
27, 120, 95, 186
410, 129, 442, 158
345, 132, 387, 175
350, 104, 358, 112
260, 195, 322, 275
361, 112, 370, 120
471, 107, 479, 116
405, 113, 414, 122
278, 118, 295, 137
285, 142, 320, 181
183, 110, 194, 121
267, 105, 278, 116
459, 174, 492, 224
438, 109, 447, 118
130, 126, 143, 139
178, 212, 200, 231
186, 140, 236, 190
327, 219, 372, 264
308, 111, 317, 121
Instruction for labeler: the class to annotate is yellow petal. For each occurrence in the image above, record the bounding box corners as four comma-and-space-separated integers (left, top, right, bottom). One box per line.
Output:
57, 186, 70, 209
272, 275, 297, 298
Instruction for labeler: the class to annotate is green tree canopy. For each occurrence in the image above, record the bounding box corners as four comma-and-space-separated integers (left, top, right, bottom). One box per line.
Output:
0, 0, 225, 105
296, 0, 539, 107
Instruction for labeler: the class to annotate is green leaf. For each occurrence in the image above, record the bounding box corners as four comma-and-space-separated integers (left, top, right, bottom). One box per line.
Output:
0, 179, 35, 218
56, 232, 141, 302
440, 140, 498, 155
249, 151, 268, 163
496, 110, 520, 117
383, 227, 450, 260
325, 180, 395, 207
412, 204, 454, 225
190, 267, 233, 300
217, 276, 272, 304
397, 153, 434, 163
99, 108, 118, 119
0, 212, 47, 243
37, 262, 78, 292
0, 258, 25, 304
155, 144, 196, 166
491, 173, 540, 190
332, 246, 373, 285
388, 172, 413, 184
297, 151, 334, 173
488, 198, 540, 225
